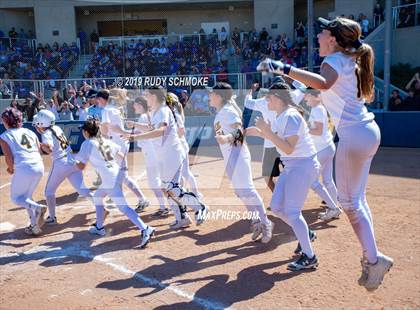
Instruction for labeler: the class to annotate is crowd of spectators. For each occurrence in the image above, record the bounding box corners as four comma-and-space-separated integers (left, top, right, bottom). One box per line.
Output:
388, 72, 420, 111
82, 32, 230, 79
0, 27, 79, 81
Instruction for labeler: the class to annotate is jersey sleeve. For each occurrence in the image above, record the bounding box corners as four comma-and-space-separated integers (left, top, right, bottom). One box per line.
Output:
76, 140, 93, 164
224, 108, 242, 127
322, 53, 342, 74
310, 106, 325, 123
152, 108, 169, 128
101, 108, 111, 124
283, 112, 303, 138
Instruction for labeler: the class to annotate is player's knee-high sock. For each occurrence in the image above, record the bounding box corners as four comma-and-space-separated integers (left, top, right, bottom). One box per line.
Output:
95, 205, 105, 228
289, 214, 314, 258
311, 181, 339, 210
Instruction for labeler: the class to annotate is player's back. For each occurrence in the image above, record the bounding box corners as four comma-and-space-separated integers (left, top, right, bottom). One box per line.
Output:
0, 127, 42, 168
42, 125, 72, 161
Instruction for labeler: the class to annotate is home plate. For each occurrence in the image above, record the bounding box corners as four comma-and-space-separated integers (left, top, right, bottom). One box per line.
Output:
0, 222, 16, 232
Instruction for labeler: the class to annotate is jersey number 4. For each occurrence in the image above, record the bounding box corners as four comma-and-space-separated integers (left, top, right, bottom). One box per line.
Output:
20, 134, 33, 149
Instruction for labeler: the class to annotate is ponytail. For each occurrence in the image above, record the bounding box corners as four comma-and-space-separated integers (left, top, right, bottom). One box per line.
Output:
354, 43, 375, 103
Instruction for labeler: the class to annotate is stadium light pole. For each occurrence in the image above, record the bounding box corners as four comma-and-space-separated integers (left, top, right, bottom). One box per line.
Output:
307, 0, 314, 72
383, 0, 392, 110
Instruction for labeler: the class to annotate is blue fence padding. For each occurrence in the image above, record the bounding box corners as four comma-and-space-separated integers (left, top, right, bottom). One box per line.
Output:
1, 112, 419, 155
374, 112, 420, 148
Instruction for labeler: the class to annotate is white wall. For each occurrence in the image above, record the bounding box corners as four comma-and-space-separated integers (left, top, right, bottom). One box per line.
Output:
33, 0, 76, 44
76, 6, 253, 36
254, 0, 294, 39
0, 9, 35, 35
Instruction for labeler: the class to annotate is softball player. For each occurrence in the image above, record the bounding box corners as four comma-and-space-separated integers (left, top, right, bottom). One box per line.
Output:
208, 82, 273, 244
127, 86, 209, 229
96, 89, 150, 210
32, 109, 93, 224
248, 82, 320, 270
0, 108, 47, 236
305, 89, 342, 221
126, 96, 169, 216
244, 85, 282, 193
244, 78, 307, 193
75, 118, 154, 248
257, 17, 393, 290
166, 92, 203, 198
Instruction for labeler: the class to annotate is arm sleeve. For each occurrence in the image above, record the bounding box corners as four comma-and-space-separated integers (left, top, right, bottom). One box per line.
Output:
75, 140, 92, 164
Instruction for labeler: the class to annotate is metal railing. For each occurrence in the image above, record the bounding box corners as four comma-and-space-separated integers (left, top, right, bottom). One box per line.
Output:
393, 2, 420, 28
0, 37, 37, 52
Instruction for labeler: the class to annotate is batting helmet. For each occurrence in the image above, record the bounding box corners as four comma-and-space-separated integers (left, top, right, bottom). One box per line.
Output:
1, 107, 23, 128
33, 109, 56, 128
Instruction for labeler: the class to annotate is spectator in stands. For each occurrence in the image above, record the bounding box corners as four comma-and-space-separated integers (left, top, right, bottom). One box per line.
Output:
76, 99, 90, 121
58, 101, 74, 120
219, 27, 228, 47
405, 72, 420, 94
295, 21, 305, 44
90, 29, 99, 53
397, 7, 415, 28
388, 90, 403, 111
232, 27, 241, 50
373, 2, 384, 27
360, 14, 370, 37
45, 98, 60, 120
402, 89, 420, 111
78, 28, 88, 54
0, 79, 11, 99
8, 27, 17, 43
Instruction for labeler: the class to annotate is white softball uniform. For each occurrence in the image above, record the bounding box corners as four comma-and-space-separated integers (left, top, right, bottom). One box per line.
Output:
308, 105, 339, 210
0, 128, 44, 226
150, 104, 203, 221
174, 110, 200, 195
215, 103, 269, 225
244, 95, 277, 148
136, 113, 166, 209
101, 105, 146, 202
321, 51, 380, 263
42, 125, 92, 218
150, 105, 185, 184
76, 138, 147, 231
269, 108, 320, 258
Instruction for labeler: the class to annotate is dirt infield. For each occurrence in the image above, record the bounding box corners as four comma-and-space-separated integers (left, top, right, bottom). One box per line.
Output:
0, 146, 419, 310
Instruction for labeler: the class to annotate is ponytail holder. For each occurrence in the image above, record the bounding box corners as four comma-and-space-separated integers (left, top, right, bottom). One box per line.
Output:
166, 94, 173, 104
353, 38, 363, 49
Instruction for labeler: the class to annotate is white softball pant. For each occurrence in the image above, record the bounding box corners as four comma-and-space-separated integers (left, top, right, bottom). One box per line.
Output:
224, 144, 269, 225
336, 120, 380, 263
311, 143, 339, 210
143, 149, 166, 209
93, 171, 147, 231
45, 157, 92, 218
269, 156, 320, 258
11, 163, 44, 226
